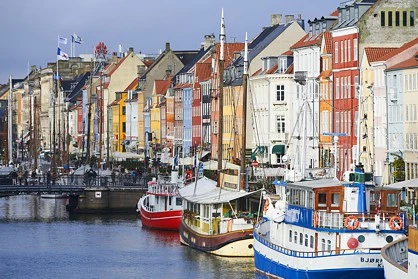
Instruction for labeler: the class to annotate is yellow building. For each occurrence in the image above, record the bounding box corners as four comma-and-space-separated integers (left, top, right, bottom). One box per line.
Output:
110, 91, 127, 152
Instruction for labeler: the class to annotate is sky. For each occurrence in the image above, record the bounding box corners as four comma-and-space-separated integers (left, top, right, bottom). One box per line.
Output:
0, 0, 341, 84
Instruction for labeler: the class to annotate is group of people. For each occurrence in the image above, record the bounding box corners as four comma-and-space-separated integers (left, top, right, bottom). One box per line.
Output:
10, 168, 58, 186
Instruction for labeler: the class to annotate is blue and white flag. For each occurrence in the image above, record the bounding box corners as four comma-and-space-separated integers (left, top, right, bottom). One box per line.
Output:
72, 33, 83, 44
57, 47, 69, 60
58, 36, 67, 45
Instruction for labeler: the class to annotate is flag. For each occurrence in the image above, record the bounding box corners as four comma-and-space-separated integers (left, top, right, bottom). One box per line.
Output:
58, 36, 67, 45
57, 47, 69, 60
72, 33, 83, 44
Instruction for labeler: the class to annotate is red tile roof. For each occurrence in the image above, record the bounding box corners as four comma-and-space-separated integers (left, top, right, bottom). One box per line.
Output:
124, 78, 138, 91
317, 69, 332, 79
387, 51, 418, 70
285, 63, 294, 74
281, 50, 293, 56
173, 83, 192, 89
155, 79, 171, 95
291, 33, 322, 49
195, 62, 212, 82
251, 68, 263, 77
364, 47, 398, 63
215, 42, 245, 67
265, 64, 278, 74
323, 31, 332, 54
143, 60, 154, 67
380, 37, 418, 61
330, 9, 339, 17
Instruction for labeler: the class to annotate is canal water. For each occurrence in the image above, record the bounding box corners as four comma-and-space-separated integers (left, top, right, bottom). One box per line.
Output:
0, 195, 258, 279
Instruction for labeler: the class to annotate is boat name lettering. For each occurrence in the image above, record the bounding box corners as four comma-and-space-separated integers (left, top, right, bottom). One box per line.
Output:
286, 208, 301, 222
360, 257, 383, 267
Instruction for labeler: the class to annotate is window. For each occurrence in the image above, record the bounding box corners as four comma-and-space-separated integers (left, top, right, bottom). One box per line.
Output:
327, 240, 332, 251
381, 11, 386, 26
353, 39, 358, 61
340, 41, 344, 63
276, 85, 285, 101
305, 234, 309, 247
387, 193, 398, 207
321, 239, 326, 251
300, 233, 303, 245
348, 39, 351, 61
310, 235, 314, 248
289, 230, 293, 242
331, 193, 340, 207
318, 193, 327, 207
122, 122, 126, 133
388, 11, 393, 27
411, 11, 415, 26
335, 78, 340, 99
294, 231, 298, 243
276, 115, 285, 133
403, 11, 408, 26
334, 42, 339, 63
176, 197, 182, 206
122, 106, 126, 115
395, 11, 400, 26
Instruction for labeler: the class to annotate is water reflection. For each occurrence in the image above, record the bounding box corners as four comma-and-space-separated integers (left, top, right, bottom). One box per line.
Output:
0, 196, 257, 279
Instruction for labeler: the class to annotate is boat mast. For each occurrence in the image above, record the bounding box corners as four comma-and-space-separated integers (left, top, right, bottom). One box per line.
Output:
217, 8, 225, 177
240, 32, 249, 191
8, 75, 13, 163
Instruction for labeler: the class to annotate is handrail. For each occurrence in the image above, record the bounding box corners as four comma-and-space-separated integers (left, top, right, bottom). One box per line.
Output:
381, 236, 408, 273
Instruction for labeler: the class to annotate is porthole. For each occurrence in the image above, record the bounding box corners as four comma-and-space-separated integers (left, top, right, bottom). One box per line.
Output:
358, 235, 365, 243
386, 235, 394, 243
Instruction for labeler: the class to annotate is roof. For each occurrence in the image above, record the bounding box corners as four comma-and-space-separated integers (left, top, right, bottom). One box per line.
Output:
323, 31, 332, 54
106, 54, 129, 76
195, 62, 212, 82
124, 78, 138, 91
285, 63, 294, 74
65, 72, 91, 102
318, 69, 332, 79
379, 37, 418, 62
364, 47, 398, 63
179, 176, 261, 204
249, 22, 294, 61
154, 79, 171, 95
291, 33, 322, 49
387, 51, 418, 71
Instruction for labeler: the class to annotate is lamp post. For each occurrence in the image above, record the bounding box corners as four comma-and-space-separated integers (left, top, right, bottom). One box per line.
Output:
21, 130, 24, 162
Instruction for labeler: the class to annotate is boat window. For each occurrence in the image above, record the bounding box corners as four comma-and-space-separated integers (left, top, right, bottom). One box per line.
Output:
387, 193, 398, 207
203, 205, 210, 218
294, 231, 298, 243
327, 240, 332, 251
318, 193, 327, 207
176, 197, 182, 206
321, 239, 326, 251
299, 233, 303, 245
307, 191, 313, 208
304, 234, 308, 247
300, 190, 306, 207
331, 193, 340, 207
310, 235, 314, 248
169, 196, 172, 206
289, 230, 292, 242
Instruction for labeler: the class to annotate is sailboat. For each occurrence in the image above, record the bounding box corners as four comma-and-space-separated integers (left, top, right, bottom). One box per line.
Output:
253, 66, 407, 278
178, 10, 261, 257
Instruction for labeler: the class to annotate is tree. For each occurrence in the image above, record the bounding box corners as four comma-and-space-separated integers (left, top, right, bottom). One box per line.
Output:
392, 156, 405, 182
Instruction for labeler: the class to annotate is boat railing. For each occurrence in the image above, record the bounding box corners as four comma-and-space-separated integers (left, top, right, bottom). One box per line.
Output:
314, 210, 405, 231
381, 236, 409, 273
255, 232, 381, 258
147, 176, 179, 195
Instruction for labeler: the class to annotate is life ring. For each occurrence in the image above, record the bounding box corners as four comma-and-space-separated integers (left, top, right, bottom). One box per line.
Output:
313, 212, 319, 228
388, 216, 403, 231
263, 199, 269, 213
344, 215, 359, 230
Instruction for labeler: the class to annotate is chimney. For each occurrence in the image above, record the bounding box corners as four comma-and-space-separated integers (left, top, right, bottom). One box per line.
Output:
285, 15, 295, 24
271, 14, 283, 26
165, 42, 171, 52
31, 65, 37, 73
137, 65, 146, 76
202, 34, 216, 50
128, 47, 134, 53
111, 52, 119, 63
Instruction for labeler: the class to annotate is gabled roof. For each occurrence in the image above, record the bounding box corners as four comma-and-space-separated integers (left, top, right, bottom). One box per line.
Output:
364, 47, 398, 63
65, 72, 91, 102
155, 79, 171, 95
124, 78, 138, 91
285, 63, 294, 74
249, 22, 294, 61
291, 33, 322, 49
265, 64, 279, 74
387, 51, 418, 71
173, 83, 192, 90
379, 37, 418, 62
332, 0, 376, 30
195, 62, 212, 82
281, 50, 293, 56
323, 31, 332, 54
106, 55, 130, 76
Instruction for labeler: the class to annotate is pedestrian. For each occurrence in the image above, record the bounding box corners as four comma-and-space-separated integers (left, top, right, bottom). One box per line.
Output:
11, 170, 18, 185
111, 170, 116, 186
132, 169, 137, 184
31, 169, 36, 185
46, 170, 51, 187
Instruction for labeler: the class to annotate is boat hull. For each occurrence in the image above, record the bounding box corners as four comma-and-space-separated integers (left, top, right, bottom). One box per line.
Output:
254, 233, 384, 279
179, 220, 254, 257
139, 206, 182, 230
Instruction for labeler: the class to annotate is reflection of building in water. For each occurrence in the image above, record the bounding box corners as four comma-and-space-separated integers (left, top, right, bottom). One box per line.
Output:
0, 195, 68, 220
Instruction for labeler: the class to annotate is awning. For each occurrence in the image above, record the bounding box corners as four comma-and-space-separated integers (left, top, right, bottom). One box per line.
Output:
272, 145, 285, 155
179, 176, 262, 204
113, 151, 145, 161
202, 160, 240, 170
382, 178, 418, 189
